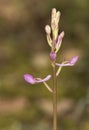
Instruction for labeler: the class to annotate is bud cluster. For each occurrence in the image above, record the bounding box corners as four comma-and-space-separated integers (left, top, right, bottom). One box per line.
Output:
45, 8, 64, 62
45, 8, 78, 66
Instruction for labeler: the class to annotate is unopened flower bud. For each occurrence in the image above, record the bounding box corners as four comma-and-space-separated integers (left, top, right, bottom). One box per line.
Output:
51, 8, 61, 40
56, 11, 61, 19
52, 8, 56, 17
50, 52, 56, 61
57, 31, 64, 43
45, 25, 51, 34
55, 31, 64, 53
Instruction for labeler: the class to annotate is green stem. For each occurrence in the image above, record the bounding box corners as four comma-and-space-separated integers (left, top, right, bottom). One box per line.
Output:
53, 62, 57, 130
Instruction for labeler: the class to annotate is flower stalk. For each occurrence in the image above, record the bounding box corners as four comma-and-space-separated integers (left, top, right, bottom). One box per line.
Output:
52, 61, 57, 130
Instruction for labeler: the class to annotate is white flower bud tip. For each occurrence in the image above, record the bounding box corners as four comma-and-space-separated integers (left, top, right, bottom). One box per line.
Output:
45, 25, 51, 34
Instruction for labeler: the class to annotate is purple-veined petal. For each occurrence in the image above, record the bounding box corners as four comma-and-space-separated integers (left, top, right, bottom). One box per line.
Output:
56, 56, 79, 67
24, 74, 51, 84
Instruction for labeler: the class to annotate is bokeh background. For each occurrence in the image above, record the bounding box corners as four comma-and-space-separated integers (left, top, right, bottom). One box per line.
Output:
0, 0, 89, 130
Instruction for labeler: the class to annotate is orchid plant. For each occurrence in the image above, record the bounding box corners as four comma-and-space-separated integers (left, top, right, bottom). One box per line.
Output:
24, 8, 79, 130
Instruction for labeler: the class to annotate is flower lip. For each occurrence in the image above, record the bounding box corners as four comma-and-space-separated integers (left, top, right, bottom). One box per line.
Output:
24, 74, 51, 84
24, 74, 36, 84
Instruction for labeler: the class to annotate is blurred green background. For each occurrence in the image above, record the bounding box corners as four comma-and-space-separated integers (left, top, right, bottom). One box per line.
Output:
0, 0, 89, 130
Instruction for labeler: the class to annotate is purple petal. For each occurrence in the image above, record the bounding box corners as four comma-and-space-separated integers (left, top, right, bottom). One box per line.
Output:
24, 74, 51, 84
69, 56, 79, 65
24, 74, 37, 84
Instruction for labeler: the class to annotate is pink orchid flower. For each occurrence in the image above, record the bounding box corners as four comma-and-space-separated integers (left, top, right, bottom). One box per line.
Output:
24, 74, 51, 84
56, 56, 79, 67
